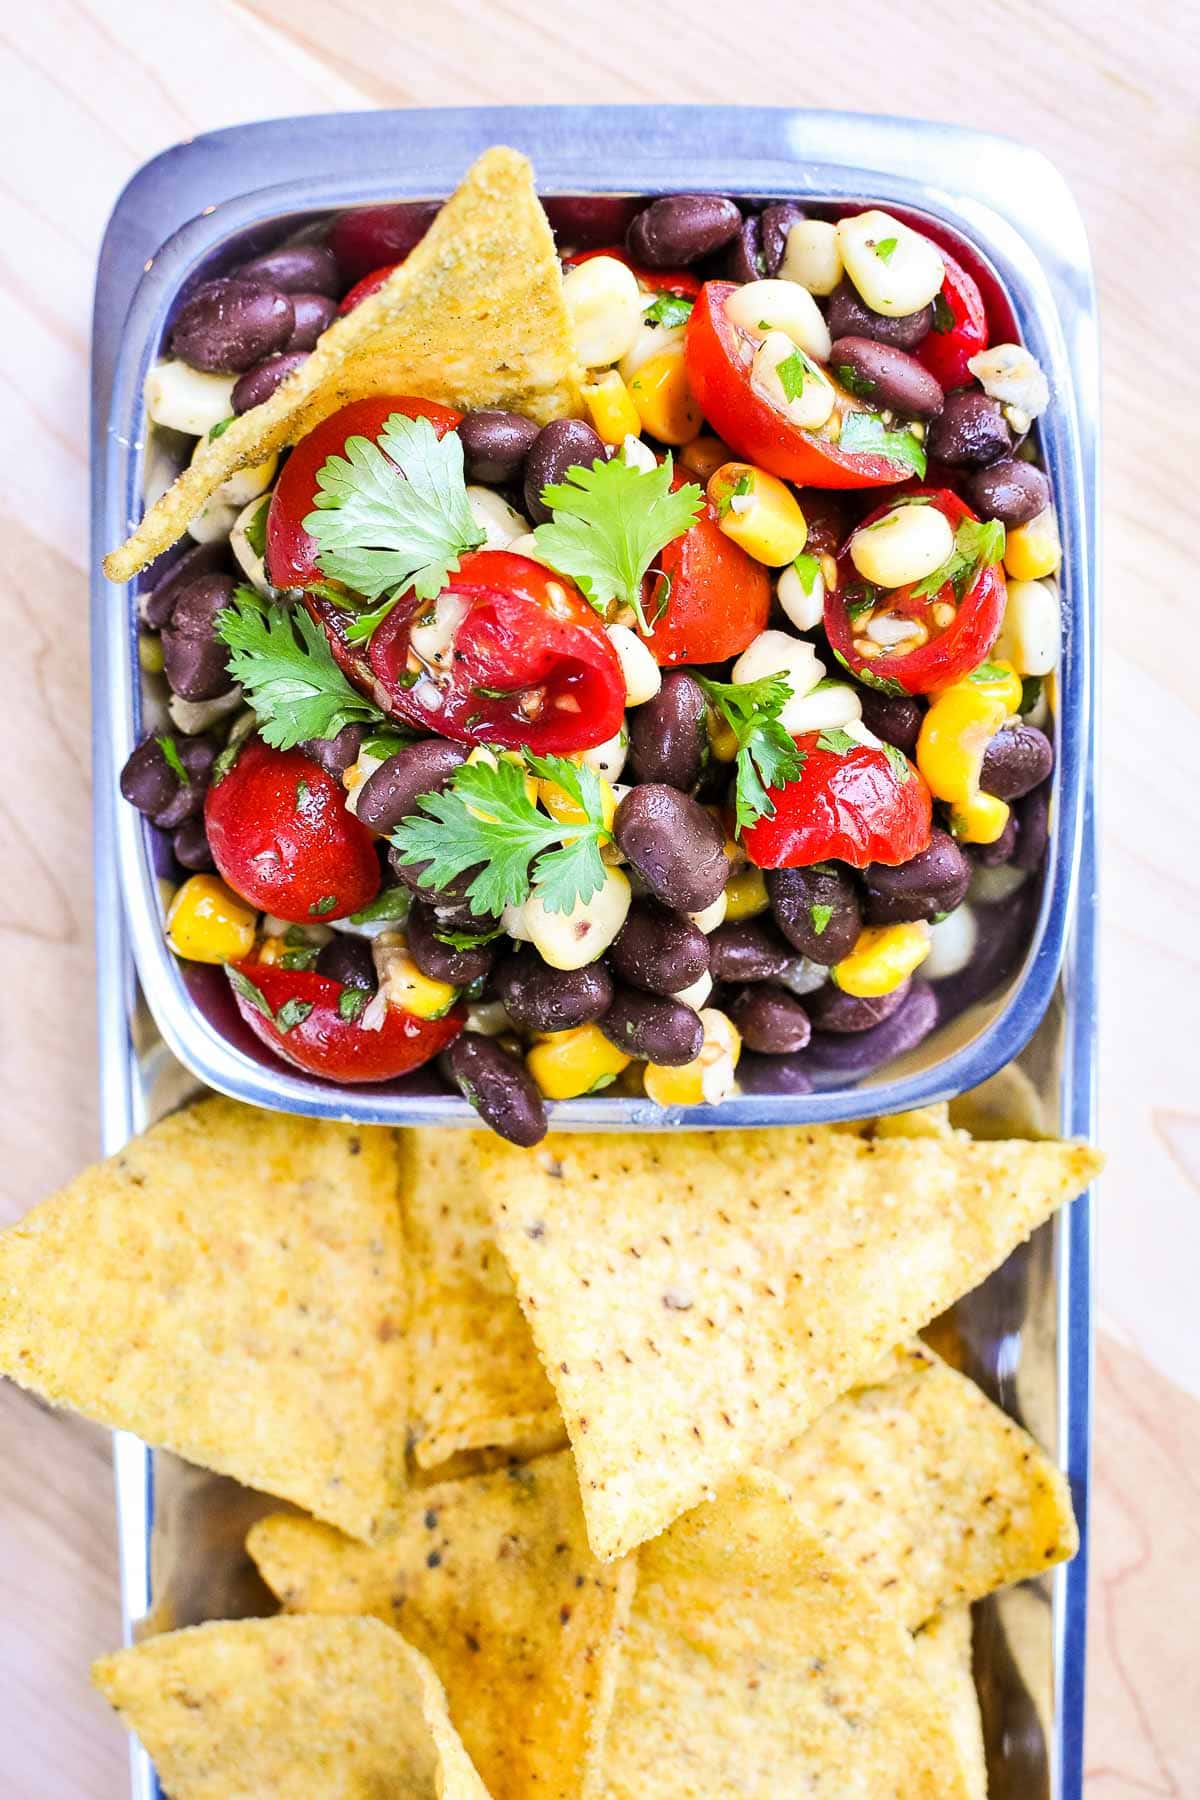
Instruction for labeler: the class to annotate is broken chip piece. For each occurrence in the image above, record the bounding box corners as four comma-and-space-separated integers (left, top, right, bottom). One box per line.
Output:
914, 1606, 989, 1800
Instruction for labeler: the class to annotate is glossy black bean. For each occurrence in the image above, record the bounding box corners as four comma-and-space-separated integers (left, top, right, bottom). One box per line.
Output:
735, 1052, 815, 1096
142, 540, 230, 629
610, 900, 709, 996
358, 740, 467, 834
390, 853, 483, 914
829, 336, 944, 420
806, 978, 912, 1034
1013, 779, 1051, 872
315, 935, 377, 990
120, 735, 183, 817
723, 215, 765, 282
801, 980, 937, 1078
727, 984, 812, 1054
627, 672, 708, 789
235, 243, 341, 297
971, 814, 1018, 867
172, 816, 215, 872
613, 785, 729, 913
980, 725, 1054, 802
706, 916, 793, 984
170, 278, 295, 374
854, 687, 923, 755
766, 865, 863, 964
493, 948, 613, 1035
927, 388, 1013, 468
407, 901, 497, 986
524, 418, 606, 523
161, 573, 238, 701
284, 292, 337, 352
152, 734, 219, 830
447, 1033, 547, 1147
863, 828, 971, 925
300, 723, 367, 780
232, 351, 310, 414
760, 202, 807, 276
964, 456, 1050, 528
599, 989, 704, 1066
458, 410, 541, 485
626, 194, 743, 267
826, 281, 934, 351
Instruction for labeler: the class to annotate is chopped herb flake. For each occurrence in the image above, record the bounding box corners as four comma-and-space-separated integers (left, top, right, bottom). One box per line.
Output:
338, 987, 368, 1022
275, 997, 315, 1034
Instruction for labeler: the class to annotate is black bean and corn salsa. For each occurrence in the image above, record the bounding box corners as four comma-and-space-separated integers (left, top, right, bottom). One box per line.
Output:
111, 151, 1062, 1146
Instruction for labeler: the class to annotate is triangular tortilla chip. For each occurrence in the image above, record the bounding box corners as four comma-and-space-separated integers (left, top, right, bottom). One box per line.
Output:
597, 1470, 971, 1798
92, 1615, 491, 1799
914, 1607, 988, 1800
770, 1340, 1078, 1626
247, 1450, 635, 1800
485, 1127, 1101, 1559
0, 1097, 408, 1543
400, 1129, 564, 1468
106, 145, 581, 581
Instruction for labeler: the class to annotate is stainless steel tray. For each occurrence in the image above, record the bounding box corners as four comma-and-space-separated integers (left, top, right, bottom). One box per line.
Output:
90, 108, 1099, 1800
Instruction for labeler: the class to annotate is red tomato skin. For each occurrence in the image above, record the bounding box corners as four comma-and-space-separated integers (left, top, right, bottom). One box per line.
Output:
561, 247, 701, 299
642, 487, 771, 666
826, 487, 1006, 696
205, 741, 380, 923
330, 202, 440, 284
743, 735, 932, 870
915, 250, 988, 391
266, 396, 462, 591
337, 263, 402, 314
367, 550, 626, 754
685, 283, 914, 490
229, 962, 462, 1083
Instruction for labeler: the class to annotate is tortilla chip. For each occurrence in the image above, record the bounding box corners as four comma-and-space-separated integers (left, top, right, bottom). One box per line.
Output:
771, 1340, 1078, 1626
0, 1096, 408, 1543
597, 1470, 971, 1798
914, 1607, 988, 1800
400, 1129, 563, 1468
106, 146, 581, 582
249, 1450, 633, 1800
486, 1127, 1102, 1559
92, 1615, 490, 1799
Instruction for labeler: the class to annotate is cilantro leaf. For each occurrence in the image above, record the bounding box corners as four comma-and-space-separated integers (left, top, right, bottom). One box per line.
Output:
217, 585, 388, 749
348, 887, 411, 926
208, 416, 235, 440
531, 451, 703, 632
338, 988, 368, 1022
810, 902, 834, 936
776, 349, 811, 404
225, 966, 273, 1024
643, 293, 693, 329
792, 552, 822, 596
932, 291, 955, 333
910, 516, 1006, 601
830, 642, 907, 696
303, 412, 485, 604
816, 727, 858, 755
835, 362, 877, 401
696, 673, 806, 833
276, 997, 314, 1033
881, 741, 912, 783
838, 412, 927, 478
874, 236, 899, 262
243, 494, 270, 562
434, 923, 504, 952
155, 733, 188, 784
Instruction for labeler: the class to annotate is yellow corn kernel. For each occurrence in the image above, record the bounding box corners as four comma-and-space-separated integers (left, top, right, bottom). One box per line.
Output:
707, 462, 808, 567
706, 710, 740, 762
627, 343, 703, 444
678, 433, 731, 481
581, 369, 642, 446
917, 681, 1011, 845
165, 875, 257, 965
960, 657, 1023, 714
643, 1008, 742, 1107
723, 867, 769, 921
253, 934, 286, 967
378, 943, 459, 1020
1004, 510, 1061, 581
526, 1024, 632, 1100
833, 922, 931, 998
538, 774, 617, 837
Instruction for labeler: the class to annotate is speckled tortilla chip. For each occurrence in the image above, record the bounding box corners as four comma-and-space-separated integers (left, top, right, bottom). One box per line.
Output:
247, 1451, 633, 1800
401, 1129, 563, 1469
105, 145, 582, 582
0, 1097, 408, 1543
914, 1608, 988, 1800
486, 1128, 1102, 1560
771, 1341, 1078, 1627
597, 1470, 971, 1799
92, 1615, 490, 1799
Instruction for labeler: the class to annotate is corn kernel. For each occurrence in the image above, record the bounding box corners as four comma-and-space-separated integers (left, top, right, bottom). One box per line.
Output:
627, 343, 703, 444
1004, 510, 1061, 581
707, 462, 808, 566
165, 875, 257, 965
959, 657, 1023, 714
374, 936, 459, 1019
707, 711, 740, 762
723, 867, 770, 921
644, 1008, 741, 1107
582, 369, 642, 446
833, 922, 931, 997
538, 774, 617, 837
678, 434, 731, 481
526, 1024, 632, 1100
917, 681, 1012, 846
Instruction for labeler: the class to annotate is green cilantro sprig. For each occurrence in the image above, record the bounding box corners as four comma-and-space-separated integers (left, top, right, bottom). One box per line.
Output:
643, 293, 693, 329
838, 412, 927, 478
216, 585, 389, 749
695, 673, 806, 832
910, 517, 1006, 601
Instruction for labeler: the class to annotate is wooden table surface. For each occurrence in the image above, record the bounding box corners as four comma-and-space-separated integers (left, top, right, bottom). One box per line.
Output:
2, 2, 1197, 1793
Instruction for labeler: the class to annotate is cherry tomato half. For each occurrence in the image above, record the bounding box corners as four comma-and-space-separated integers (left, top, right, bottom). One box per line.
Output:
915, 249, 988, 391
205, 740, 380, 923
330, 201, 439, 284
743, 733, 932, 870
561, 247, 702, 300
366, 549, 625, 754
337, 263, 402, 314
825, 488, 1006, 696
266, 396, 462, 591
685, 282, 917, 490
228, 962, 462, 1083
640, 477, 771, 665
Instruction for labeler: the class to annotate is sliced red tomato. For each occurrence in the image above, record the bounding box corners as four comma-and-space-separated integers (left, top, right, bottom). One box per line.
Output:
743, 733, 932, 870
366, 549, 625, 754
205, 740, 380, 923
337, 263, 402, 314
640, 476, 771, 665
915, 249, 988, 391
562, 247, 701, 299
825, 488, 1006, 696
266, 396, 462, 591
685, 282, 916, 490
228, 961, 462, 1083
330, 201, 440, 284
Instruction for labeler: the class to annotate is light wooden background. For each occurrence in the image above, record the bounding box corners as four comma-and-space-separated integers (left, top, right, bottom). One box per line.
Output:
1, 1, 1197, 1793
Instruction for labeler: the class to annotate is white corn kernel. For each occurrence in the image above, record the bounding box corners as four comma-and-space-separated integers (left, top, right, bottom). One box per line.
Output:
923, 905, 978, 980
751, 330, 836, 430
992, 579, 1061, 676
777, 679, 862, 735
167, 688, 242, 734
342, 750, 388, 818
505, 532, 544, 561
776, 956, 829, 997
967, 343, 1050, 420
776, 557, 825, 632
606, 624, 661, 705
562, 254, 644, 368
465, 1000, 512, 1037
144, 359, 237, 437
523, 866, 632, 969
619, 321, 687, 384
689, 892, 728, 934
673, 972, 714, 1011
731, 629, 825, 706
842, 718, 884, 751
578, 725, 629, 781
849, 502, 955, 589
230, 494, 273, 594
186, 495, 240, 545
467, 485, 528, 549
778, 219, 844, 295
968, 862, 1028, 905
724, 279, 832, 363
619, 432, 659, 474
501, 901, 534, 942
837, 210, 945, 317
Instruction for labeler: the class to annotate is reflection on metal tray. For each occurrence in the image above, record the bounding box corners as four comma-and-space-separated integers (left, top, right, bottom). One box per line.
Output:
90, 108, 1098, 1800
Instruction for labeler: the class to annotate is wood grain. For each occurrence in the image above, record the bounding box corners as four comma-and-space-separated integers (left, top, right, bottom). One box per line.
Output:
0, 1, 1196, 1793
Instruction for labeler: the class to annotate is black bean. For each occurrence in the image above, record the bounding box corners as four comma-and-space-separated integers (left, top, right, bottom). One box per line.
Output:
301, 723, 366, 780
232, 351, 310, 414
760, 202, 807, 276
610, 900, 709, 996
628, 672, 708, 789
627, 195, 743, 267
736, 1052, 814, 1096
826, 281, 933, 350
142, 541, 230, 629
1013, 779, 1051, 871
120, 735, 183, 818
927, 388, 1013, 467
723, 215, 765, 282
172, 816, 215, 872
494, 948, 613, 1035
161, 573, 238, 701
863, 828, 971, 925
964, 456, 1050, 528
153, 734, 220, 829
316, 935, 377, 990
447, 1034, 547, 1147
971, 814, 1018, 867
802, 980, 937, 1077
458, 410, 541, 485
727, 985, 812, 1054
407, 901, 497, 986
707, 916, 794, 983
767, 866, 862, 964
284, 292, 337, 351
357, 740, 467, 834
390, 853, 484, 915
613, 786, 729, 913
806, 979, 911, 1033
829, 336, 944, 420
599, 989, 704, 1066
854, 688, 923, 755
170, 278, 295, 374
981, 725, 1054, 802
234, 243, 341, 297
524, 418, 606, 524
